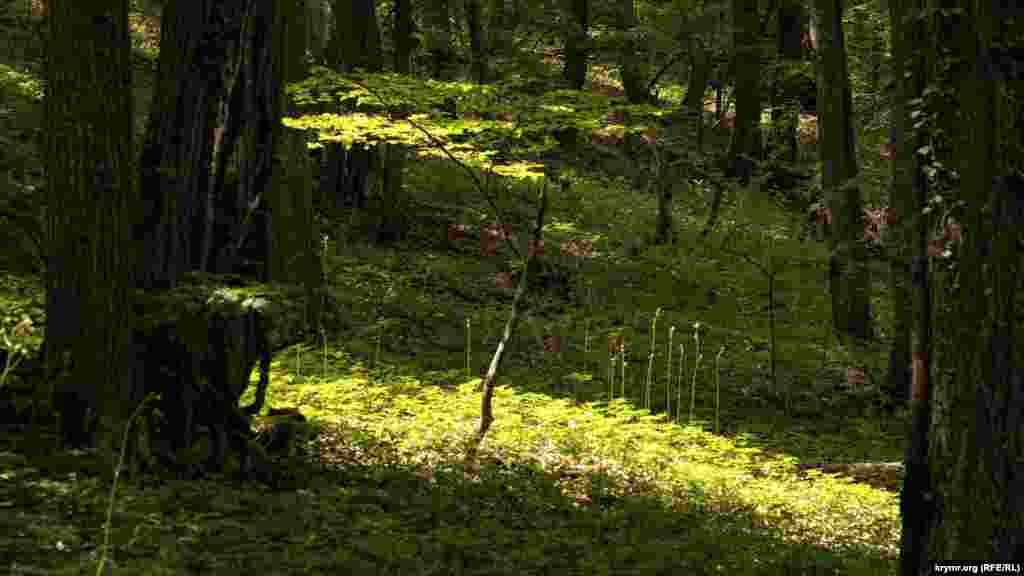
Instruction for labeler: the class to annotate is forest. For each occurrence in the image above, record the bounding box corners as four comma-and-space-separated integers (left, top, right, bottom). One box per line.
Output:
0, 0, 1021, 573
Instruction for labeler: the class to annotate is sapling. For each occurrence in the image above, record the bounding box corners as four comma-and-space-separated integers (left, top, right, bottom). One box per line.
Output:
294, 344, 305, 385
620, 340, 627, 400
645, 308, 662, 410
584, 318, 590, 377
676, 343, 685, 423
666, 326, 675, 418
689, 322, 703, 425
321, 327, 328, 380
375, 323, 383, 369
608, 348, 615, 402
98, 393, 157, 576
714, 346, 725, 434
466, 317, 472, 380
0, 316, 33, 389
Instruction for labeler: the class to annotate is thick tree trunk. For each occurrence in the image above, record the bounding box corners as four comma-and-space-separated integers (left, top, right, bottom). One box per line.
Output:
924, 3, 1024, 565
138, 0, 246, 288
44, 0, 137, 472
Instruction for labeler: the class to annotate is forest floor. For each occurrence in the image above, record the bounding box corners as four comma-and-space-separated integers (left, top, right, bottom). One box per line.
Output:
0, 10, 906, 574
1, 164, 904, 574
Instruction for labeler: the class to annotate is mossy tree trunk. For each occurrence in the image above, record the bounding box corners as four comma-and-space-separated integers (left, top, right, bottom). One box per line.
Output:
883, 0, 925, 410
891, 1, 934, 570
921, 2, 1024, 567
44, 0, 137, 473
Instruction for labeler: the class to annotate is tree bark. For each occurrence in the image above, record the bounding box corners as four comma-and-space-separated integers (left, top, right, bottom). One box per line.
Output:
813, 0, 871, 347
138, 0, 245, 288
393, 0, 416, 73
269, 0, 321, 329
44, 0, 137, 472
466, 0, 486, 83
728, 0, 762, 184
423, 0, 455, 80
683, 36, 708, 154
883, 0, 922, 410
561, 0, 588, 89
617, 0, 650, 104
923, 2, 1024, 565
476, 183, 549, 445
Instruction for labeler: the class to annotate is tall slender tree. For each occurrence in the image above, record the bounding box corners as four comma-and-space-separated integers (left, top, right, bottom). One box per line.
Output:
813, 0, 872, 348
562, 0, 589, 89
727, 0, 762, 183
269, 0, 321, 329
617, 0, 651, 104
888, 1, 934, 571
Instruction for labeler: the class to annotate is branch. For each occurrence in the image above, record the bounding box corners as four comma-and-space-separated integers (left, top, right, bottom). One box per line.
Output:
647, 48, 689, 95
347, 78, 524, 260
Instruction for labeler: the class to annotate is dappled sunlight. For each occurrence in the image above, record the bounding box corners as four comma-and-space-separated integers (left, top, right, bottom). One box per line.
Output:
252, 357, 899, 565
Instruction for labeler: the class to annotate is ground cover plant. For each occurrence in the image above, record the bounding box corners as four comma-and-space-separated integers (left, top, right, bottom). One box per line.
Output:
0, 153, 905, 573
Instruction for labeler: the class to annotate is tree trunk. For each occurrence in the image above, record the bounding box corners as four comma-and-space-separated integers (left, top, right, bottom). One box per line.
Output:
324, 0, 397, 245
371, 144, 408, 243
44, 0, 137, 473
476, 183, 549, 446
684, 36, 708, 154
270, 0, 321, 330
138, 0, 246, 288
923, 3, 1024, 565
813, 0, 871, 347
423, 0, 455, 79
393, 0, 416, 73
561, 0, 588, 89
728, 0, 762, 185
883, 0, 922, 410
307, 0, 331, 65
466, 0, 486, 83
894, 4, 933, 568
617, 0, 649, 104
653, 150, 676, 245
329, 0, 381, 73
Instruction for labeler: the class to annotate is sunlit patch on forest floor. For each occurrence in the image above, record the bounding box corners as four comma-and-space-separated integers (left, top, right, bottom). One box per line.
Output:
1, 368, 898, 575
